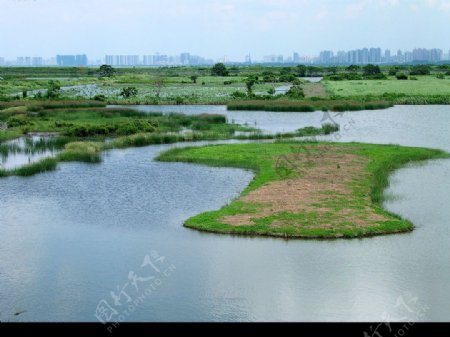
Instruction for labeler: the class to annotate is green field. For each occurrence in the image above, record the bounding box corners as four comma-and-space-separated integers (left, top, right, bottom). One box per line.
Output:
2, 65, 450, 108
325, 75, 450, 97
157, 142, 449, 239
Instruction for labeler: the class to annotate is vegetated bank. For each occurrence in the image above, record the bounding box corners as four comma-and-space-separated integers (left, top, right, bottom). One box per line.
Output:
156, 142, 449, 239
0, 100, 339, 177
227, 99, 393, 112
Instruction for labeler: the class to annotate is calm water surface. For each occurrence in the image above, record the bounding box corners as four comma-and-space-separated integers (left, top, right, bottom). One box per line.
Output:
1, 105, 449, 322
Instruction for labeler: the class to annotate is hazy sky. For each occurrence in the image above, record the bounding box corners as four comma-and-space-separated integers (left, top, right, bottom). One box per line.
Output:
1, 0, 449, 60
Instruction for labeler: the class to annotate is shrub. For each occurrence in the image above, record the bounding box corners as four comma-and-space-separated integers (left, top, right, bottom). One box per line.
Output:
326, 73, 363, 81
93, 94, 107, 101
436, 73, 445, 80
396, 73, 409, 80
7, 116, 32, 128
285, 85, 305, 99
364, 73, 388, 80
65, 124, 116, 137
211, 63, 229, 76
116, 120, 157, 136
411, 65, 431, 75
230, 91, 247, 99
175, 96, 185, 105
363, 64, 381, 76
279, 74, 297, 82
389, 67, 400, 76
322, 123, 340, 135
410, 65, 430, 75
120, 87, 138, 99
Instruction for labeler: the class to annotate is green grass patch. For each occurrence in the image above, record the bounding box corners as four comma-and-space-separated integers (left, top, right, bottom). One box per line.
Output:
324, 75, 450, 98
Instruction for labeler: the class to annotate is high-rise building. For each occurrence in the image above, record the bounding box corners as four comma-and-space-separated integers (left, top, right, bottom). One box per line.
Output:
56, 54, 88, 66
405, 51, 413, 63
319, 50, 334, 64
0, 57, 4, 66
336, 51, 347, 64
430, 49, 443, 63
369, 48, 381, 63
105, 55, 140, 66
142, 55, 153, 66
384, 49, 391, 63
32, 57, 43, 66
180, 53, 191, 65
293, 52, 300, 63
263, 55, 277, 63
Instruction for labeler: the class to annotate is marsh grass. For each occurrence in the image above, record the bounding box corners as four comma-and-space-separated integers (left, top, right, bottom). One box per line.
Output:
57, 142, 103, 163
9, 157, 58, 177
227, 99, 393, 112
0, 99, 342, 178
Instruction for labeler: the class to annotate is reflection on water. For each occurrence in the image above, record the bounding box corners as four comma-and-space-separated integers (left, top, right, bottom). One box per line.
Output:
301, 77, 323, 83
0, 135, 63, 170
0, 105, 450, 322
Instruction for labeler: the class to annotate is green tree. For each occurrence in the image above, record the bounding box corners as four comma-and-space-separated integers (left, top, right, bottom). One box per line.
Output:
190, 75, 198, 84
98, 64, 116, 78
280, 67, 292, 75
46, 80, 61, 99
363, 64, 381, 76
328, 67, 338, 75
120, 87, 138, 99
346, 65, 360, 72
245, 78, 256, 95
285, 85, 305, 99
396, 73, 408, 80
211, 63, 229, 76
389, 67, 400, 76
410, 65, 431, 75
296, 65, 307, 77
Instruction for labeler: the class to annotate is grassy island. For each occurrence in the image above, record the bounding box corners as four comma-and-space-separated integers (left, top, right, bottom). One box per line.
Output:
157, 142, 449, 239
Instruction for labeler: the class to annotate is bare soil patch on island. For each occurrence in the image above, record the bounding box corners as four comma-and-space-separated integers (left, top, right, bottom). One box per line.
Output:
221, 146, 388, 231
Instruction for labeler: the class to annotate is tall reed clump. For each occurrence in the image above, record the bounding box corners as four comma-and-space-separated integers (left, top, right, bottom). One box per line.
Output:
11, 157, 58, 177
57, 142, 103, 163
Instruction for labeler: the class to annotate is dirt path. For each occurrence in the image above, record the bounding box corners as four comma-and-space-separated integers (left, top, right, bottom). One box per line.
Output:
303, 82, 329, 98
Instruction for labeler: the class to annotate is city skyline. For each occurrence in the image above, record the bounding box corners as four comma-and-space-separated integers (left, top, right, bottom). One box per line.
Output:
1, 46, 450, 67
1, 0, 450, 60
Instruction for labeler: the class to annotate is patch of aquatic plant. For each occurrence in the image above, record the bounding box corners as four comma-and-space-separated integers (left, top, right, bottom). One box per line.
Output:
57, 141, 103, 163
227, 99, 393, 112
5, 157, 58, 177
232, 124, 340, 140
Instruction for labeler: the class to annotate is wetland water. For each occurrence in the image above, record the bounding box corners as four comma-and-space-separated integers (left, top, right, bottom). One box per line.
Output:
0, 135, 61, 170
0, 105, 449, 321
